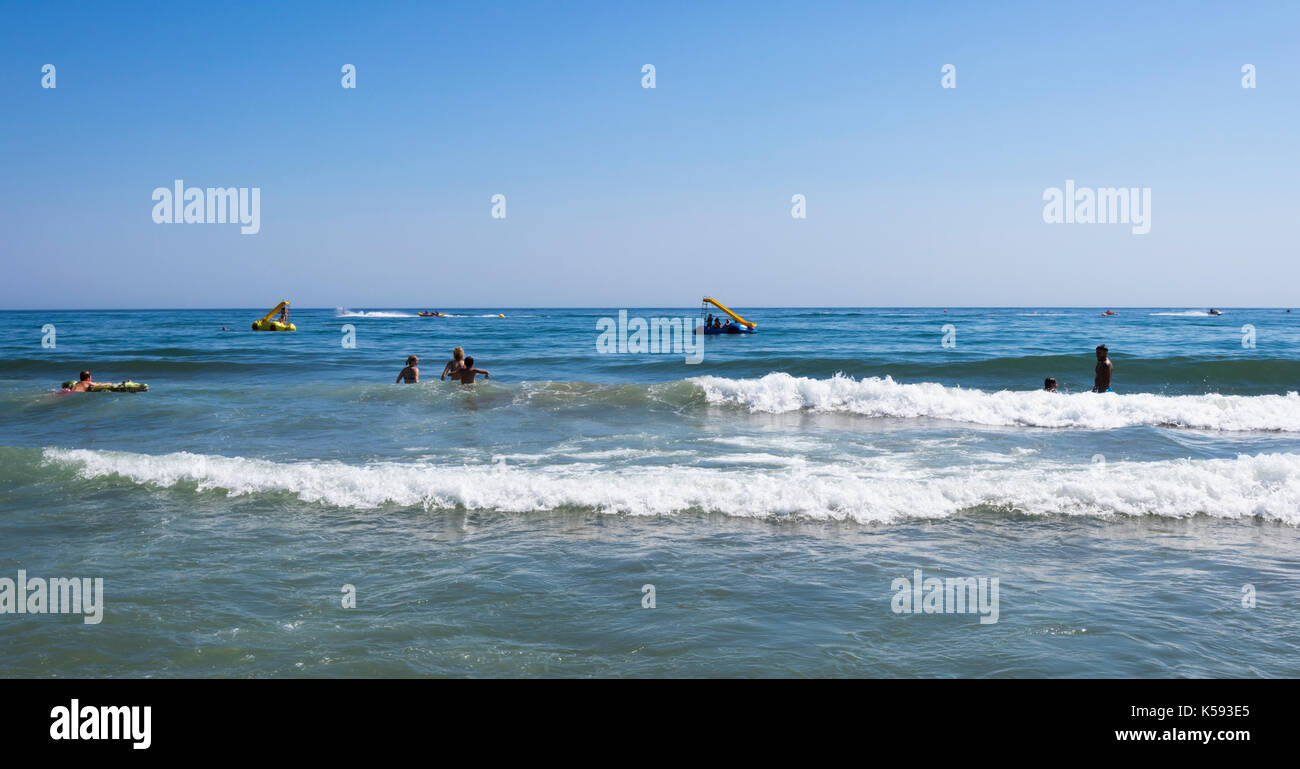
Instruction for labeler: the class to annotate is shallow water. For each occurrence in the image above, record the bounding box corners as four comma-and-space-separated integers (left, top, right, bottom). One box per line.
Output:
1, 307, 1297, 676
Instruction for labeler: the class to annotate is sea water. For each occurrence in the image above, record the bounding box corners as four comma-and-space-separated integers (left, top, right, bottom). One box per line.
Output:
1, 307, 1297, 676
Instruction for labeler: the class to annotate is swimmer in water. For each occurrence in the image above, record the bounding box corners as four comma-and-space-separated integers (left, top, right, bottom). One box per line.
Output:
395, 355, 419, 383
1092, 345, 1113, 392
1043, 377, 1058, 392
455, 356, 490, 384
68, 370, 101, 392
441, 347, 466, 381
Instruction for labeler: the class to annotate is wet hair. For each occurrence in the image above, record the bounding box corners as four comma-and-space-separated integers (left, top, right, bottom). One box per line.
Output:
452, 347, 464, 361
1096, 345, 1108, 352
464, 356, 474, 367
1044, 377, 1057, 389
79, 371, 91, 381
406, 356, 418, 366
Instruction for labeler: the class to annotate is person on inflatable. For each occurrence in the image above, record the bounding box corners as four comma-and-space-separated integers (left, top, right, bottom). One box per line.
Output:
69, 370, 101, 392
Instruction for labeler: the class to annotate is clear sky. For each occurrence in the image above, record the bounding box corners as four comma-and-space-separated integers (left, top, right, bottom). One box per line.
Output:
2, 1, 1297, 309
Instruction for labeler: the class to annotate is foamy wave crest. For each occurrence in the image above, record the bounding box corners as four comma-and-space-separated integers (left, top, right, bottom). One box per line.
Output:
335, 308, 416, 318
690, 373, 1300, 431
1151, 310, 1221, 317
41, 448, 1300, 524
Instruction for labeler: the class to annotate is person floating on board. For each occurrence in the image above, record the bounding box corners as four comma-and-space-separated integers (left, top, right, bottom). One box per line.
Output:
396, 355, 419, 383
441, 347, 466, 381
454, 357, 490, 384
1043, 377, 1058, 392
1092, 345, 1113, 392
68, 371, 101, 392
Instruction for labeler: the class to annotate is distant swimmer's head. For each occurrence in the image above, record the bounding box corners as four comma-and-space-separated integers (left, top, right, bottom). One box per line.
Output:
79, 371, 91, 381
452, 347, 464, 361
1043, 377, 1057, 392
406, 355, 418, 366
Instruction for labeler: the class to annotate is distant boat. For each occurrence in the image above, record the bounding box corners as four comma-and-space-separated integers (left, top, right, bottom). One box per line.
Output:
417, 312, 446, 317
699, 297, 758, 334
1208, 309, 1222, 316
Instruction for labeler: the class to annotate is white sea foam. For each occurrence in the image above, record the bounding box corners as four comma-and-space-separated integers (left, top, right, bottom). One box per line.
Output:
690, 373, 1300, 432
1151, 310, 1222, 317
335, 308, 417, 318
42, 448, 1300, 524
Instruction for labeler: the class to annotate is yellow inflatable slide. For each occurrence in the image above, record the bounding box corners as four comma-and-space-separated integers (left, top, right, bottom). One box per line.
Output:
252, 300, 296, 331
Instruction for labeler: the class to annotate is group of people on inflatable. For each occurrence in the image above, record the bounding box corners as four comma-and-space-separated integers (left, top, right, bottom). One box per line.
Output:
704, 313, 740, 332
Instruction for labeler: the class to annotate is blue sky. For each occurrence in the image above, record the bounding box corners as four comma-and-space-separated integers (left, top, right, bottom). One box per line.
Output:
2, 0, 1297, 308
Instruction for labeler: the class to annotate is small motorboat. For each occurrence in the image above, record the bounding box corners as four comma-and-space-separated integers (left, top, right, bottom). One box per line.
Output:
418, 312, 446, 317
1208, 309, 1222, 316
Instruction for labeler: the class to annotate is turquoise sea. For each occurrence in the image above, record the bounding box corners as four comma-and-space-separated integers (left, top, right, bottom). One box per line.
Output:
1, 307, 1297, 676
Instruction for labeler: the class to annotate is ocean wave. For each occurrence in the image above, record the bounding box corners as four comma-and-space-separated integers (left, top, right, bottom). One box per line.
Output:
39, 447, 1300, 524
1151, 310, 1223, 317
689, 373, 1300, 431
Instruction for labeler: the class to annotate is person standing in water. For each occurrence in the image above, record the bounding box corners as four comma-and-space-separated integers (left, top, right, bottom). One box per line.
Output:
441, 347, 466, 381
396, 355, 419, 383
1092, 345, 1113, 392
455, 356, 490, 384
1043, 377, 1058, 392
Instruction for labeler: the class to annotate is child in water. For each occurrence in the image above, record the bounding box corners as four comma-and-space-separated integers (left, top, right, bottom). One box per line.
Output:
395, 356, 419, 383
440, 347, 466, 381
455, 356, 490, 384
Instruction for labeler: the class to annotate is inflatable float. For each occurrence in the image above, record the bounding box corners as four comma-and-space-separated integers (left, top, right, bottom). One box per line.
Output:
698, 297, 757, 334
62, 381, 149, 393
418, 312, 446, 317
252, 300, 296, 331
